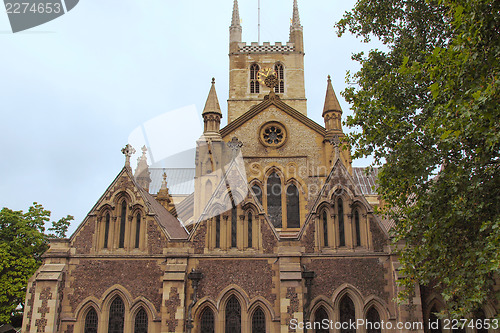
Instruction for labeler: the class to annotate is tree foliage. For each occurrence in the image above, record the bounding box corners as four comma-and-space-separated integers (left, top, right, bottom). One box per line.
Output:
0, 203, 73, 323
337, 0, 499, 317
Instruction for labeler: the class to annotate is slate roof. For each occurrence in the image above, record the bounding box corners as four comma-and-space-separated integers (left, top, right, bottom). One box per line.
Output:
149, 167, 378, 196
149, 168, 195, 195
352, 167, 379, 195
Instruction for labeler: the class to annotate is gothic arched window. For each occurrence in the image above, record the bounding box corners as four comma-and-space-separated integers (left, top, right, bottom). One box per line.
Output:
84, 307, 98, 333
215, 215, 221, 248
251, 307, 266, 333
338, 198, 345, 246
313, 306, 329, 333
231, 205, 237, 248
134, 308, 148, 333
267, 172, 282, 228
429, 305, 442, 333
252, 184, 263, 205
200, 307, 215, 333
366, 307, 381, 333
322, 209, 328, 247
225, 296, 241, 333
474, 308, 488, 333
135, 213, 141, 248
274, 63, 284, 93
248, 212, 253, 248
286, 184, 300, 228
339, 295, 356, 333
108, 296, 125, 333
103, 213, 110, 249
119, 201, 127, 248
354, 209, 361, 247
250, 64, 260, 94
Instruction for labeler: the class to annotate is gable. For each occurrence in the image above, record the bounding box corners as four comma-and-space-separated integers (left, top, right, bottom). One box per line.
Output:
220, 99, 327, 163
221, 95, 326, 139
70, 167, 188, 254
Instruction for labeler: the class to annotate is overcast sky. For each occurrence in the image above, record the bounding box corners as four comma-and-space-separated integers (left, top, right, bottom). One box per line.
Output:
0, 0, 380, 235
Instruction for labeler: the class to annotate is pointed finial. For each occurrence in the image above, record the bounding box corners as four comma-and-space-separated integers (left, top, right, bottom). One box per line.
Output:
323, 75, 342, 116
202, 78, 222, 116
161, 169, 168, 190
121, 144, 136, 168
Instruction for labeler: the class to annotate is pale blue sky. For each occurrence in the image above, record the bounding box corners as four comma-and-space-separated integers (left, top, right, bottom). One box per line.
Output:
0, 0, 379, 235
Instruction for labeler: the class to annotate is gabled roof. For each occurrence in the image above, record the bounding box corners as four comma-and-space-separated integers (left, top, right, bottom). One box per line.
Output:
70, 166, 188, 242
299, 157, 390, 239
189, 156, 279, 241
220, 93, 326, 138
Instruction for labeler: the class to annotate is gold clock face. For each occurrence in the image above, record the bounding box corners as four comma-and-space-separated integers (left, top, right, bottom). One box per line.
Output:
257, 68, 277, 86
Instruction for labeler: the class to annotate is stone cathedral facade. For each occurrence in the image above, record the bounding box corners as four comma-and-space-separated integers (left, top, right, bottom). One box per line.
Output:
22, 1, 498, 333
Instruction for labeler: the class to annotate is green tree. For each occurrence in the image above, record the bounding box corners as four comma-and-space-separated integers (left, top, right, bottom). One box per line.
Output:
0, 203, 73, 323
337, 0, 499, 317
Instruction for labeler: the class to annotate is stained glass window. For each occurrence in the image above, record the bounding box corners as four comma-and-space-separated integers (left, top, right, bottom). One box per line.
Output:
135, 213, 141, 248
251, 307, 266, 333
338, 199, 345, 246
366, 307, 381, 333
474, 308, 488, 333
274, 63, 284, 93
134, 308, 148, 333
231, 205, 237, 248
250, 64, 260, 94
252, 184, 263, 204
119, 201, 126, 248
248, 212, 253, 248
429, 305, 442, 333
108, 297, 125, 333
200, 307, 215, 333
215, 215, 220, 248
84, 308, 98, 333
340, 295, 355, 333
354, 210, 361, 247
267, 172, 282, 228
322, 210, 328, 247
313, 306, 329, 333
225, 296, 241, 333
286, 184, 300, 228
104, 213, 110, 249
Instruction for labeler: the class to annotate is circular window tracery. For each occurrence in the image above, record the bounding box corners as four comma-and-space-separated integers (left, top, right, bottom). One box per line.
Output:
259, 122, 287, 148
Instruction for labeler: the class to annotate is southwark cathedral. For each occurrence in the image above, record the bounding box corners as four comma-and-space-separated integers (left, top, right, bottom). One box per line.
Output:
22, 1, 498, 333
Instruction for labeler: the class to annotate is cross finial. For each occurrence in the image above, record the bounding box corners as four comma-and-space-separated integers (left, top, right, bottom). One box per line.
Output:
227, 137, 243, 150
227, 137, 243, 158
121, 144, 136, 168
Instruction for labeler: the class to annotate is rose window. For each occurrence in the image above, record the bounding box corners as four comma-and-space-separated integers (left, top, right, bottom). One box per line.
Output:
259, 122, 287, 148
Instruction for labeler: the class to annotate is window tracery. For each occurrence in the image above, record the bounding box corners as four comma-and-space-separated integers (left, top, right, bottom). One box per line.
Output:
250, 64, 260, 94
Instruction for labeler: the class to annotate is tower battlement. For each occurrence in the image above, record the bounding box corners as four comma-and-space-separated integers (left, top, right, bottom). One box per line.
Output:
236, 42, 296, 54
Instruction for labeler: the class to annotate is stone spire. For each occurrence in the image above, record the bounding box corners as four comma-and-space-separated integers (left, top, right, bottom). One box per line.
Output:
323, 75, 343, 136
289, 0, 304, 53
229, 0, 242, 47
134, 145, 152, 191
202, 78, 222, 138
291, 0, 301, 29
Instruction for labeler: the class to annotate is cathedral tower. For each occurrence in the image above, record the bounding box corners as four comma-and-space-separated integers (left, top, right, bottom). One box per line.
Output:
227, 0, 307, 123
